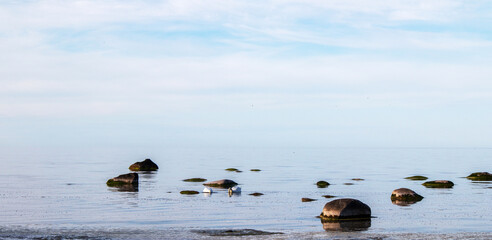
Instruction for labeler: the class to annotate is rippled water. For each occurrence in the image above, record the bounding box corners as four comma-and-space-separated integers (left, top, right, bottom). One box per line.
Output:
0, 147, 491, 239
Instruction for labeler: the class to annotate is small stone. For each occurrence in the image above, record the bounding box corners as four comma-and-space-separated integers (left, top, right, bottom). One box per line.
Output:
183, 178, 207, 182
225, 168, 239, 172
322, 195, 336, 199
203, 179, 238, 188
302, 198, 316, 202
405, 175, 428, 181
351, 178, 364, 181
343, 183, 354, 185
466, 172, 492, 181
391, 188, 424, 202
249, 192, 264, 196
180, 190, 199, 195
422, 180, 454, 188
106, 173, 138, 187
129, 159, 159, 171
316, 181, 330, 188
320, 198, 371, 220
250, 169, 261, 172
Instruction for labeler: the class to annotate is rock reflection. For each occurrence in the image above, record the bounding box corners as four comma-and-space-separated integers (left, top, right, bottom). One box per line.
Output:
391, 199, 420, 206
321, 219, 371, 232
108, 184, 138, 192
139, 171, 157, 180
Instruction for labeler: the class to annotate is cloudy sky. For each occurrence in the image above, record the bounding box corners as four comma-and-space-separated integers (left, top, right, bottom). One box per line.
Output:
1, 0, 492, 148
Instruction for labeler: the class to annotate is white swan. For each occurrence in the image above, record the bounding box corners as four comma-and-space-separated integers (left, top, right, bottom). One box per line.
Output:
228, 186, 241, 194
203, 187, 213, 193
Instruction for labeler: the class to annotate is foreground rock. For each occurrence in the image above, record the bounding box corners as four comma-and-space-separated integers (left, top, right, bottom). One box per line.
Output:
405, 175, 428, 181
203, 179, 238, 188
391, 188, 423, 206
422, 180, 454, 188
320, 198, 371, 221
107, 173, 138, 187
129, 159, 159, 171
466, 172, 492, 181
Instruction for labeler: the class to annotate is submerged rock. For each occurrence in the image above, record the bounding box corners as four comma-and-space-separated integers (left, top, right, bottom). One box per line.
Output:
129, 159, 159, 171
422, 180, 454, 188
322, 195, 337, 199
183, 178, 207, 182
391, 188, 423, 205
250, 169, 261, 172
316, 181, 330, 188
225, 168, 240, 172
405, 175, 428, 181
203, 179, 238, 188
249, 192, 264, 196
466, 172, 492, 181
302, 198, 317, 202
106, 173, 138, 187
320, 198, 371, 221
180, 190, 199, 195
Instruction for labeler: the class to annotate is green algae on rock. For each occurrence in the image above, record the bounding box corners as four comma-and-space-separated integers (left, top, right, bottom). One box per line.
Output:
405, 175, 428, 181
466, 172, 492, 181
106, 173, 138, 187
180, 190, 199, 195
225, 168, 239, 172
422, 180, 454, 188
316, 181, 330, 188
129, 159, 159, 171
250, 169, 261, 172
182, 178, 207, 182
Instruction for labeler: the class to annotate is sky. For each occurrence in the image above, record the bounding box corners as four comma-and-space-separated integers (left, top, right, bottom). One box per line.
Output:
1, 0, 492, 148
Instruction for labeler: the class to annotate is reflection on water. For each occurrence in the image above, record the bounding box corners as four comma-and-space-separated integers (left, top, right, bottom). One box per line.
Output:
108, 184, 138, 192
321, 219, 371, 232
391, 199, 422, 206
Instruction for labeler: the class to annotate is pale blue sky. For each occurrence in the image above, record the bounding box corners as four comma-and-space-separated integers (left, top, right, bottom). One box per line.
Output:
1, 0, 492, 148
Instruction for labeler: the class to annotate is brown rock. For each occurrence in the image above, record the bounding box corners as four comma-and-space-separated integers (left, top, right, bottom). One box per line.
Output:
320, 198, 371, 220
302, 198, 317, 202
107, 173, 138, 187
203, 179, 238, 188
129, 159, 159, 171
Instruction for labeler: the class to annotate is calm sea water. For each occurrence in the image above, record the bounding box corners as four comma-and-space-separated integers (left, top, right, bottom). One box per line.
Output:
0, 146, 491, 239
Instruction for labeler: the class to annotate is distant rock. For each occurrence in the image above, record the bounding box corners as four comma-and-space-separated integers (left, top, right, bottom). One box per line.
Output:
249, 192, 264, 196
422, 180, 454, 188
322, 195, 336, 199
225, 168, 240, 172
405, 175, 428, 181
129, 159, 159, 171
183, 178, 207, 182
351, 178, 365, 181
391, 188, 423, 206
203, 179, 238, 188
180, 190, 199, 195
107, 173, 138, 187
302, 198, 317, 202
250, 169, 261, 172
320, 198, 371, 221
466, 172, 492, 181
316, 181, 330, 188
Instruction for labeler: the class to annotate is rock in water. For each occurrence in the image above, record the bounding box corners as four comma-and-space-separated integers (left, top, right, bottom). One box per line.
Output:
316, 181, 330, 188
107, 173, 138, 187
203, 179, 238, 188
405, 175, 428, 181
466, 172, 492, 181
422, 180, 454, 188
320, 198, 371, 220
129, 159, 159, 171
391, 188, 423, 204
302, 198, 316, 202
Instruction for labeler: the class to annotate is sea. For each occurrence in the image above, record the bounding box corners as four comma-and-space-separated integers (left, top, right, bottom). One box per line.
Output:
0, 146, 490, 239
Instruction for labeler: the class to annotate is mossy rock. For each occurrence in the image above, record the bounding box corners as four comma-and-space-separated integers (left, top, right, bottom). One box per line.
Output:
106, 179, 131, 187
183, 178, 207, 182
249, 192, 264, 196
316, 181, 330, 188
180, 190, 199, 195
225, 168, 239, 172
422, 180, 454, 188
391, 194, 423, 202
466, 172, 492, 181
250, 169, 261, 172
405, 175, 428, 181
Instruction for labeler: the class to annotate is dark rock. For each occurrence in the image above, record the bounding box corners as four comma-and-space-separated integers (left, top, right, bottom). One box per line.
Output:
192, 229, 283, 236
106, 173, 138, 187
129, 159, 159, 171
249, 192, 264, 196
391, 188, 423, 205
316, 181, 330, 188
321, 219, 371, 232
405, 175, 428, 181
343, 183, 354, 185
351, 178, 364, 181
422, 180, 454, 188
180, 190, 199, 195
466, 172, 492, 181
183, 178, 207, 182
302, 198, 317, 202
225, 168, 239, 172
320, 198, 371, 221
203, 179, 238, 188
250, 169, 261, 172
322, 195, 336, 199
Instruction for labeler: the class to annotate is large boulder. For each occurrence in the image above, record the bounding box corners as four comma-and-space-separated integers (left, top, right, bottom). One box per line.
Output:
422, 180, 454, 188
466, 172, 492, 181
129, 159, 159, 171
320, 198, 371, 220
107, 173, 138, 187
203, 179, 238, 188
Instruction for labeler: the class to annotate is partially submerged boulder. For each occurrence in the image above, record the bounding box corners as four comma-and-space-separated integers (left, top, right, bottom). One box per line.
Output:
129, 159, 159, 171
203, 179, 238, 188
391, 188, 423, 205
422, 180, 454, 188
180, 190, 199, 195
107, 173, 138, 187
320, 198, 371, 221
466, 172, 492, 181
316, 181, 330, 188
405, 175, 428, 181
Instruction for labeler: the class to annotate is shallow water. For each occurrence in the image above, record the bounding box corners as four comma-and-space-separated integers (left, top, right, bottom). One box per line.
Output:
0, 147, 491, 239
